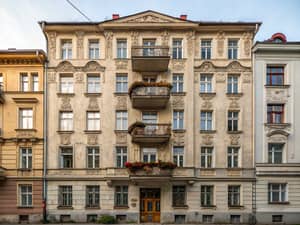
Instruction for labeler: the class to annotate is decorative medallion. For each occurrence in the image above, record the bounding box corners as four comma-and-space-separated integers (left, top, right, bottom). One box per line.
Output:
87, 134, 98, 145
82, 61, 105, 72
75, 72, 84, 83
61, 97, 72, 110
202, 134, 213, 145
55, 61, 76, 72
88, 97, 99, 110
116, 132, 127, 144
172, 96, 184, 109
116, 96, 127, 110
230, 135, 240, 145
173, 132, 185, 145
229, 97, 240, 109
243, 72, 252, 83
47, 72, 56, 83
216, 72, 226, 83
172, 60, 185, 71
115, 60, 128, 70
131, 31, 139, 45
60, 133, 71, 145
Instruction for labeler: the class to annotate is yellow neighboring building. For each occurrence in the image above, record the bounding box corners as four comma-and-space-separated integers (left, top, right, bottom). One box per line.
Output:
0, 49, 46, 223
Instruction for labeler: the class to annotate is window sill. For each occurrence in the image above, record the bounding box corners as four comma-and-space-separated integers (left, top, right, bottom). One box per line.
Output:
171, 58, 187, 61
200, 130, 216, 134
228, 205, 244, 209
114, 129, 128, 133
201, 205, 216, 209
226, 93, 243, 97
114, 205, 129, 209
227, 167, 242, 171
15, 128, 37, 132
18, 206, 33, 209
227, 131, 243, 134
269, 201, 290, 205
84, 93, 102, 97
114, 58, 130, 60
172, 205, 189, 209
114, 92, 128, 96
18, 168, 32, 171
85, 206, 101, 209
172, 129, 186, 133
264, 123, 291, 127
84, 130, 102, 134
199, 92, 216, 97
57, 93, 75, 97
265, 85, 290, 88
171, 92, 186, 96
57, 130, 74, 134
57, 206, 74, 210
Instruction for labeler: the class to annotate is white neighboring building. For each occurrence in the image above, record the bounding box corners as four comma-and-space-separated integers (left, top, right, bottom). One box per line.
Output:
253, 33, 300, 224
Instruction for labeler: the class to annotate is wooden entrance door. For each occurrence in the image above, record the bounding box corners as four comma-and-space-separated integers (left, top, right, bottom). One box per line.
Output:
140, 188, 160, 223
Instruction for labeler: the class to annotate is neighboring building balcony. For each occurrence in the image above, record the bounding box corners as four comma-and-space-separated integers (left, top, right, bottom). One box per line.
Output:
131, 46, 170, 72
129, 81, 172, 109
128, 122, 171, 145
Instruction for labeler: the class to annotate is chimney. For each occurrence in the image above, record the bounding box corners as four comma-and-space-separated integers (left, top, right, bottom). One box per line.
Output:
180, 14, 187, 20
112, 14, 119, 20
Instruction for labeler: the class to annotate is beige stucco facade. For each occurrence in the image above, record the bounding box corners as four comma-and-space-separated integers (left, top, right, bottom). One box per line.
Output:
41, 11, 259, 223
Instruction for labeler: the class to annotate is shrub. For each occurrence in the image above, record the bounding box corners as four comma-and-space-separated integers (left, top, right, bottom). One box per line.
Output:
97, 215, 116, 224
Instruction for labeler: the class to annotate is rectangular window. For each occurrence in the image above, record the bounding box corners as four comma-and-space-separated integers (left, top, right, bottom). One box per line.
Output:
19, 108, 33, 129
172, 186, 186, 207
116, 111, 128, 130
61, 39, 72, 60
201, 185, 214, 206
32, 73, 39, 91
116, 146, 127, 168
201, 147, 213, 168
228, 147, 239, 168
87, 75, 100, 93
173, 146, 184, 167
201, 40, 211, 59
89, 40, 100, 59
202, 215, 213, 223
143, 39, 155, 56
173, 110, 184, 130
87, 147, 100, 169
268, 143, 284, 164
200, 74, 212, 93
267, 104, 284, 124
272, 215, 283, 223
115, 186, 128, 206
19, 184, 32, 207
228, 39, 238, 59
0, 74, 3, 88
117, 39, 127, 59
172, 74, 184, 93
266, 66, 284, 86
269, 183, 287, 203
227, 75, 239, 94
60, 147, 73, 169
20, 73, 29, 92
172, 39, 183, 59
230, 215, 241, 224
59, 185, 72, 207
200, 111, 212, 131
228, 111, 239, 131
60, 75, 74, 93
59, 112, 73, 131
87, 111, 100, 131
142, 148, 157, 163
228, 185, 240, 206
116, 74, 128, 93
86, 185, 100, 207
20, 148, 32, 169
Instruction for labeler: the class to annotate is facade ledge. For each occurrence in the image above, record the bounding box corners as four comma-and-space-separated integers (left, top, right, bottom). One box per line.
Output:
226, 93, 243, 97
265, 84, 290, 88
57, 130, 74, 134
228, 205, 245, 209
264, 123, 291, 128
201, 205, 216, 209
114, 92, 128, 96
171, 92, 186, 96
172, 129, 186, 133
200, 130, 216, 134
17, 206, 33, 209
114, 129, 128, 133
172, 205, 189, 209
57, 206, 74, 210
114, 58, 130, 61
12, 97, 38, 103
227, 130, 243, 134
199, 92, 216, 97
268, 201, 290, 205
84, 92, 102, 97
17, 168, 32, 171
227, 168, 242, 171
85, 206, 101, 209
84, 130, 102, 134
57, 93, 75, 97
15, 128, 37, 132
114, 206, 129, 209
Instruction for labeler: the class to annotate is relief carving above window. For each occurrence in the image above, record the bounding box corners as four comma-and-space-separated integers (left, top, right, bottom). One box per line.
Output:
202, 134, 214, 145
88, 97, 99, 110
87, 134, 98, 145
60, 133, 71, 145
61, 97, 72, 110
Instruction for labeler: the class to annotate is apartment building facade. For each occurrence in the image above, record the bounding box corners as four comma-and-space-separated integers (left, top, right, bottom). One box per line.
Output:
0, 50, 46, 223
253, 33, 300, 224
41, 10, 260, 223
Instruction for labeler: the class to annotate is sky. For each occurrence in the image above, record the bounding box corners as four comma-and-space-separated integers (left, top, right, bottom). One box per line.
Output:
0, 0, 299, 50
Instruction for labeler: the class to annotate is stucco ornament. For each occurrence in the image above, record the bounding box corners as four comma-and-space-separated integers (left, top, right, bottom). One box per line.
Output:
243, 32, 252, 57
202, 134, 213, 145
61, 97, 72, 110
60, 134, 71, 145
197, 61, 215, 73
217, 31, 225, 56
242, 72, 252, 83
87, 134, 98, 145
16, 130, 34, 138
216, 72, 226, 83
83, 61, 105, 72
266, 89, 288, 103
173, 132, 185, 145
161, 30, 170, 45
104, 31, 113, 59
116, 132, 127, 144
88, 97, 99, 110
55, 61, 76, 72
115, 60, 128, 70
75, 72, 84, 83
76, 31, 84, 59
230, 135, 240, 145
201, 99, 213, 110
172, 96, 184, 109
47, 72, 56, 83
131, 31, 139, 45
127, 15, 172, 23
229, 97, 240, 109
172, 60, 185, 71
48, 32, 56, 59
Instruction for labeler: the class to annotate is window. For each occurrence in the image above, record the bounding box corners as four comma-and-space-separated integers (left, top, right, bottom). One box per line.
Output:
116, 146, 127, 168
116, 74, 128, 93
201, 40, 211, 59
173, 110, 184, 130
268, 143, 284, 164
0, 74, 3, 88
59, 112, 73, 131
115, 186, 128, 206
228, 185, 240, 206
143, 39, 155, 56
172, 39, 183, 59
200, 111, 212, 131
228, 147, 239, 168
172, 74, 184, 93
228, 111, 239, 131
59, 185, 72, 207
272, 215, 283, 223
227, 75, 239, 94
228, 39, 238, 59
174, 215, 186, 224
230, 215, 241, 224
267, 104, 284, 124
117, 39, 127, 59
116, 111, 128, 130
61, 40, 72, 59
87, 112, 100, 131
201, 186, 214, 206
269, 183, 287, 203
89, 40, 99, 59
19, 109, 33, 129
32, 74, 39, 91
200, 74, 212, 93
172, 186, 186, 207
201, 147, 213, 168
266, 66, 284, 86
60, 75, 73, 93
19, 184, 32, 207
20, 148, 32, 169
142, 148, 157, 163
202, 215, 213, 223
60, 147, 73, 168
86, 185, 100, 207
173, 146, 184, 167
20, 73, 29, 92
87, 75, 100, 93
87, 147, 100, 169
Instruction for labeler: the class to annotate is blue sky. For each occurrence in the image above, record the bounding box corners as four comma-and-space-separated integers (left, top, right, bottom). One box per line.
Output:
0, 0, 299, 50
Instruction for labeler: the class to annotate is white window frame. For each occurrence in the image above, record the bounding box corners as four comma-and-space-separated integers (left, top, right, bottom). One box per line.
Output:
19, 108, 33, 129
88, 39, 100, 59
142, 148, 157, 163
116, 111, 128, 130
116, 74, 128, 93
173, 146, 184, 167
59, 112, 73, 131
201, 39, 212, 59
87, 147, 100, 169
173, 110, 184, 130
20, 73, 29, 92
269, 183, 287, 203
86, 185, 100, 207
117, 39, 127, 59
228, 111, 239, 131
228, 185, 241, 206
227, 147, 240, 168
60, 147, 73, 169
60, 75, 74, 93
19, 184, 32, 207
201, 147, 213, 168
86, 111, 100, 131
87, 74, 101, 93
200, 111, 213, 131
201, 185, 214, 206
61, 39, 72, 60
116, 146, 128, 168
59, 185, 72, 207
228, 39, 238, 60
31, 73, 39, 92
268, 143, 284, 164
20, 147, 32, 169
200, 74, 213, 93
172, 74, 184, 93
172, 39, 183, 59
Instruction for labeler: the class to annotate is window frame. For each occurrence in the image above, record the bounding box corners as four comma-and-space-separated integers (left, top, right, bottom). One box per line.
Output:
19, 184, 33, 207
115, 74, 128, 93
201, 147, 213, 168
86, 185, 100, 208
61, 39, 72, 60
116, 146, 128, 168
88, 39, 100, 60
201, 185, 214, 207
58, 185, 72, 207
20, 147, 32, 169
20, 73, 29, 92
87, 74, 101, 93
228, 185, 241, 207
86, 111, 101, 131
172, 185, 186, 207
19, 108, 33, 129
172, 74, 184, 93
115, 185, 128, 207
266, 66, 284, 86
201, 39, 212, 60
116, 39, 127, 59
268, 183, 287, 203
173, 146, 184, 167
60, 74, 74, 93
59, 111, 73, 131
172, 39, 183, 59
200, 111, 213, 131
200, 74, 213, 93
173, 110, 184, 130
268, 143, 284, 164
227, 111, 239, 132
31, 73, 39, 92
267, 104, 284, 124
227, 147, 240, 168
115, 110, 128, 131
87, 146, 100, 169
228, 39, 238, 60
60, 147, 73, 169
227, 75, 239, 94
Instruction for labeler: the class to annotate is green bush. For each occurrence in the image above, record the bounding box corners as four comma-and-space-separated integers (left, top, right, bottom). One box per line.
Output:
97, 215, 116, 224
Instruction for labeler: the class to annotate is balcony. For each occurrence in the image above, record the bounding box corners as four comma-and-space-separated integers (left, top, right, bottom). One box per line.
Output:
131, 46, 170, 72
129, 82, 171, 109
128, 122, 171, 145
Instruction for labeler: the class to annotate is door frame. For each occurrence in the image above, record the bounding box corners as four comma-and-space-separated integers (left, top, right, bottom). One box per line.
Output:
140, 188, 161, 223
